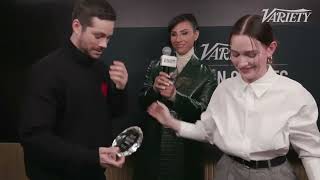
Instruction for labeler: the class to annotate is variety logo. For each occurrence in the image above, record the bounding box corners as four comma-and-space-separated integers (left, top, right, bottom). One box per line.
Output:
262, 8, 312, 23
200, 43, 230, 61
199, 41, 289, 84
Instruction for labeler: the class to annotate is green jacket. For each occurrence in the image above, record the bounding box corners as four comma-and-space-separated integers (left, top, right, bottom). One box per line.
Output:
134, 55, 217, 180
140, 55, 216, 122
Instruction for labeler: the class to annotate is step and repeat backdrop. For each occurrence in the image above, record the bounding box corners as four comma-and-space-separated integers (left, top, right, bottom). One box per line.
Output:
3, 0, 319, 141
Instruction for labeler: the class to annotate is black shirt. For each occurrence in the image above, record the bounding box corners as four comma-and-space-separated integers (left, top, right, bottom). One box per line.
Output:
20, 41, 128, 180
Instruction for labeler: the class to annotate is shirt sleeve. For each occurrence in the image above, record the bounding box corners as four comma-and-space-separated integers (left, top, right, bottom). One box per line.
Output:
108, 84, 128, 117
289, 89, 320, 180
177, 83, 222, 145
178, 110, 215, 145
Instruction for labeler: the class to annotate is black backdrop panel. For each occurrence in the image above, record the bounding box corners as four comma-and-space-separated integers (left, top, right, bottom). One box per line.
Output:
4, 1, 319, 142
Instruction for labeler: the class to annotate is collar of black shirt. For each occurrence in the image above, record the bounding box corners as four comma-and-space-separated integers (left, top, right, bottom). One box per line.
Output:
65, 40, 99, 67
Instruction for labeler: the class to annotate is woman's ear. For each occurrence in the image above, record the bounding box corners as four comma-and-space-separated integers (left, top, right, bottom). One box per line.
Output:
194, 30, 199, 41
267, 41, 277, 56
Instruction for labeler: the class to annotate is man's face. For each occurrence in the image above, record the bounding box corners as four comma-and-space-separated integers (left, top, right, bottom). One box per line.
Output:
75, 17, 115, 59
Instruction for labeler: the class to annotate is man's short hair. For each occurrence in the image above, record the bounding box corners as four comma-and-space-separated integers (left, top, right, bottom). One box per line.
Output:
72, 0, 116, 28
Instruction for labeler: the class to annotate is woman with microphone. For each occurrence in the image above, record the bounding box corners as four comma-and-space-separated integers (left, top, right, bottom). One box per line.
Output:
134, 13, 217, 180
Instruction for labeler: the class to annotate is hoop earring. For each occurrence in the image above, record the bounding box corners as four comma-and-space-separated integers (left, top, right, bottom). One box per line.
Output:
267, 56, 273, 64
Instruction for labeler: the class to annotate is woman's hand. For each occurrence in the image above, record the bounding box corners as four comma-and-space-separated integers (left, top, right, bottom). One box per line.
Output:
153, 72, 176, 99
147, 101, 180, 131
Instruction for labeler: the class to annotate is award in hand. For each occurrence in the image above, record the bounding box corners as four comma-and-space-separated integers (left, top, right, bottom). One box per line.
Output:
112, 126, 143, 157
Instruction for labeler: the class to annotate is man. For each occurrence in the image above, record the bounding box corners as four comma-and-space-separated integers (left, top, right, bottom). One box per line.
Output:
19, 0, 128, 179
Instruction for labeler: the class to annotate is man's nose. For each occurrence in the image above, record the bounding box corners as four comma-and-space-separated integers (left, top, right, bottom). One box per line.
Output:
99, 38, 108, 49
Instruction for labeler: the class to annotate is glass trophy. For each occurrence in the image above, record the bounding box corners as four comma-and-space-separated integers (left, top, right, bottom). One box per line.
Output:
112, 126, 143, 157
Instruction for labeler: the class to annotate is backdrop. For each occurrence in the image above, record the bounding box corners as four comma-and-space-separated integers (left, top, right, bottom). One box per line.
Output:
3, 0, 319, 142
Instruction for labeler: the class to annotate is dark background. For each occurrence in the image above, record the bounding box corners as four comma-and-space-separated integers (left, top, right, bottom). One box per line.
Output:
2, 0, 319, 142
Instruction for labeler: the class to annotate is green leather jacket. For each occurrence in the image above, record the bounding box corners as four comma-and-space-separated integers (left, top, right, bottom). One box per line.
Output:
140, 55, 217, 122
135, 55, 217, 180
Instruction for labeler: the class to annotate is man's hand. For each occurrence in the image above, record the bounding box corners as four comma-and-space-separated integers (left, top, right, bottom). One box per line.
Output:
109, 61, 128, 90
99, 147, 125, 168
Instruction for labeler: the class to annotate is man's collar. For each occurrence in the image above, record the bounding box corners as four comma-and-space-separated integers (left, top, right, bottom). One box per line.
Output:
66, 40, 98, 66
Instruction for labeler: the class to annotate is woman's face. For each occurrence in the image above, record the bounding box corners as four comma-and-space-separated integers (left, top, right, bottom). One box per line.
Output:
230, 35, 276, 83
170, 21, 199, 55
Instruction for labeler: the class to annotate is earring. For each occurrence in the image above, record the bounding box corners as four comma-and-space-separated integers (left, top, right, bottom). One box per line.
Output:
267, 56, 273, 64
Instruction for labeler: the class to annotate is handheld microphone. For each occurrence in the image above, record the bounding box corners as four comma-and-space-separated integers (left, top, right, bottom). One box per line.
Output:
160, 46, 177, 74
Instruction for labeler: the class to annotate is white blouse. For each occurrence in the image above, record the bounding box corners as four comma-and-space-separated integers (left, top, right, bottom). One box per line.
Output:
178, 66, 320, 180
